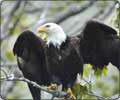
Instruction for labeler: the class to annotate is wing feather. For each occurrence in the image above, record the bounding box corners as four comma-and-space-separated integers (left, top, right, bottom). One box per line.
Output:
80, 20, 120, 70
13, 30, 50, 100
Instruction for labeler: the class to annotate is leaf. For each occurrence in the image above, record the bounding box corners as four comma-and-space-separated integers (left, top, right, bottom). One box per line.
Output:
102, 66, 108, 76
72, 83, 88, 99
5, 51, 15, 61
83, 64, 92, 77
94, 68, 102, 77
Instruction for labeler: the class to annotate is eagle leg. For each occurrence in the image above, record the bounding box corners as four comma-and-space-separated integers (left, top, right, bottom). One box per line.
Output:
47, 83, 58, 90
65, 88, 76, 100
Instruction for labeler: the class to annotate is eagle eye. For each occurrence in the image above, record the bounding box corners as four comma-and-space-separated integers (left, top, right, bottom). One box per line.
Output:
45, 25, 50, 27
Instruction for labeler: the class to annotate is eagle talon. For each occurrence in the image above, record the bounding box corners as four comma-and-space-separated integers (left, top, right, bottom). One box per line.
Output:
65, 88, 76, 100
47, 83, 58, 90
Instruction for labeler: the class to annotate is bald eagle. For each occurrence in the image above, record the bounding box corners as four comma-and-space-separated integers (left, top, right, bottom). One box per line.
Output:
13, 23, 83, 100
13, 19, 119, 100
80, 20, 120, 70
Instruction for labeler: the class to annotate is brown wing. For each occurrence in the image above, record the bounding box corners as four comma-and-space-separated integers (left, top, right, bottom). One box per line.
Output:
13, 30, 50, 100
79, 20, 120, 70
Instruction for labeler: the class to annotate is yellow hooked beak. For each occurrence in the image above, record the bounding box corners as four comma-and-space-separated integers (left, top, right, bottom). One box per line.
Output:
37, 26, 48, 40
37, 26, 48, 33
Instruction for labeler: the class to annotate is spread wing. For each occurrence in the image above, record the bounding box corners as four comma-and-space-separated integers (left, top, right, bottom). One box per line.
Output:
13, 30, 50, 100
82, 20, 117, 37
80, 20, 120, 70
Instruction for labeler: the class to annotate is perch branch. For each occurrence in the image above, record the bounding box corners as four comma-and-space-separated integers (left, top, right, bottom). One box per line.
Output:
0, 68, 67, 99
1, 77, 67, 99
1, 67, 113, 100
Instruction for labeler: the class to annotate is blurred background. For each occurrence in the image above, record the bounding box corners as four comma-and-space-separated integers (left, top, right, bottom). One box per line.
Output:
0, 0, 120, 99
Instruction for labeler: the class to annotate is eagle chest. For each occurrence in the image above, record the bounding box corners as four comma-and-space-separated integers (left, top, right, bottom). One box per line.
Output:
46, 47, 70, 63
44, 45, 71, 74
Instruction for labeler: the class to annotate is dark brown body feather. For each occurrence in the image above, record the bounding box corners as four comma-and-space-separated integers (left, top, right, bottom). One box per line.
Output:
45, 37, 83, 89
80, 20, 120, 70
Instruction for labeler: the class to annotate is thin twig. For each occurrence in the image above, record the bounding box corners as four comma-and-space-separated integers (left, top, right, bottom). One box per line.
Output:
30, 0, 51, 32
0, 94, 4, 100
86, 92, 105, 100
9, 1, 27, 36
98, 1, 117, 21
54, 0, 97, 24
0, 64, 17, 67
1, 68, 9, 79
69, 7, 105, 36
0, 0, 4, 5
1, 1, 27, 41
1, 0, 22, 40
37, 0, 51, 25
82, 78, 105, 100
71, 1, 116, 36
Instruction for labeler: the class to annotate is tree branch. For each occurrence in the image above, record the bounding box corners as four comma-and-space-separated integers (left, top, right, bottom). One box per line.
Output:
38, 0, 97, 25
0, 68, 67, 99
98, 1, 117, 21
69, 7, 105, 36
1, 0, 22, 40
1, 76, 67, 99
70, 1, 117, 36
1, 66, 119, 100
37, 0, 51, 25
1, 2, 27, 42
54, 0, 97, 24
82, 78, 105, 100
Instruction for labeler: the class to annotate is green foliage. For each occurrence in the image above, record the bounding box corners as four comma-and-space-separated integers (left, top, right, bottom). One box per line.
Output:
83, 64, 108, 77
94, 66, 108, 77
57, 6, 65, 12
111, 74, 120, 94
94, 69, 101, 77
102, 66, 107, 76
73, 64, 119, 99
72, 83, 88, 99
83, 64, 92, 77
111, 74, 119, 82
0, 18, 2, 25
72, 64, 109, 99
5, 50, 15, 61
